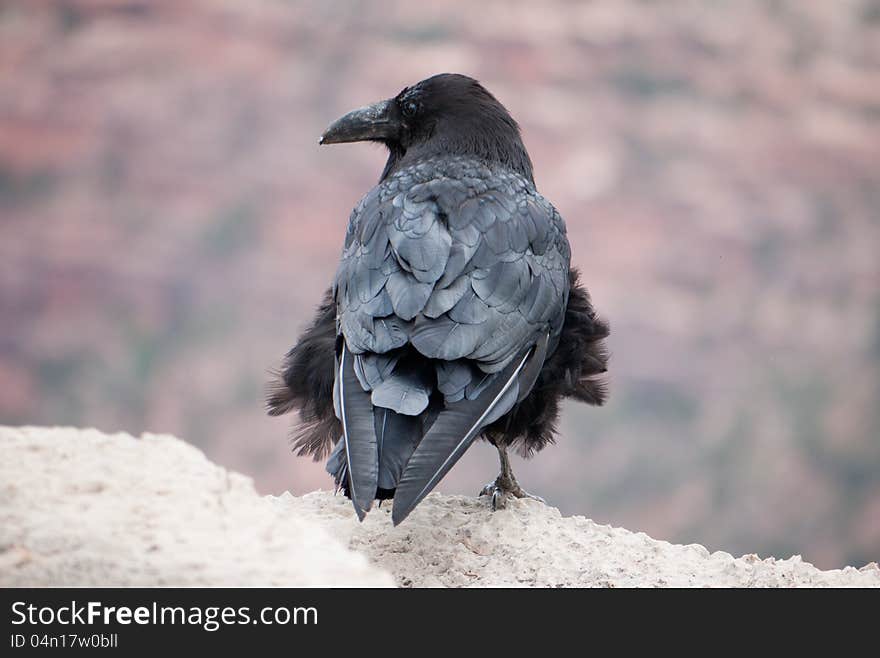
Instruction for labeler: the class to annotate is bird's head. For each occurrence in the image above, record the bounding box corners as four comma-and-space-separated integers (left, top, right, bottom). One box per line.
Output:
319, 73, 534, 183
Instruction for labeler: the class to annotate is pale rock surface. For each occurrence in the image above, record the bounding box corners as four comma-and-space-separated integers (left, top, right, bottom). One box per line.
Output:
0, 426, 392, 587
3, 426, 878, 588
271, 491, 880, 587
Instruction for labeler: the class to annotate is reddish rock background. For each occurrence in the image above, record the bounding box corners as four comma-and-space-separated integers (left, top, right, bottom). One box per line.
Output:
2, 0, 879, 568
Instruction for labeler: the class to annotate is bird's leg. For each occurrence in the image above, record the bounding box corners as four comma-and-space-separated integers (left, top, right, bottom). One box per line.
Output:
479, 443, 545, 510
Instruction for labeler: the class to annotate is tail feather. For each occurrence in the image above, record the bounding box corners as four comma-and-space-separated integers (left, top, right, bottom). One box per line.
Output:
374, 408, 423, 491
391, 346, 535, 526
338, 346, 378, 520
327, 407, 426, 499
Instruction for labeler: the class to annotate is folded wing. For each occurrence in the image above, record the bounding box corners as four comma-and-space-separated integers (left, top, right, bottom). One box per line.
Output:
332, 159, 571, 523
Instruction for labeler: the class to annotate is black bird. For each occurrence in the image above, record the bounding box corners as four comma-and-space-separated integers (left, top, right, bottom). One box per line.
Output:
268, 74, 609, 525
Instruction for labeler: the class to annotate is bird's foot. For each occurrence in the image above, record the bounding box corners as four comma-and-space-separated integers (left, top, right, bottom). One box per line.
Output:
478, 477, 545, 511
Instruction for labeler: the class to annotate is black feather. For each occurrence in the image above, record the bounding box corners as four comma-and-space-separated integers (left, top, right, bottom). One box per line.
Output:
484, 268, 610, 455
265, 290, 340, 460
374, 407, 423, 491
392, 347, 533, 525
338, 345, 378, 520
269, 269, 609, 483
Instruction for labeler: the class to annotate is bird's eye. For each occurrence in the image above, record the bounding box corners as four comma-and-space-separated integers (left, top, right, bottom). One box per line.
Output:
401, 100, 419, 118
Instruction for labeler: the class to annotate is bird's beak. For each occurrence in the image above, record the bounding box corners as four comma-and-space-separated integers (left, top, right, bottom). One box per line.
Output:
319, 99, 398, 145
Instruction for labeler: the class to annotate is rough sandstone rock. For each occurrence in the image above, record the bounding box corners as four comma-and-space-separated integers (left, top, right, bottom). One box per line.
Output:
2, 426, 878, 587
271, 493, 880, 587
0, 426, 393, 587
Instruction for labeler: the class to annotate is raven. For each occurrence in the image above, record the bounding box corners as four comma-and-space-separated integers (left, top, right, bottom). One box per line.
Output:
268, 74, 609, 525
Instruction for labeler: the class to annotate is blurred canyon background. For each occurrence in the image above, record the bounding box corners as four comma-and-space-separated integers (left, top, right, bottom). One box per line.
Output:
1, 0, 879, 568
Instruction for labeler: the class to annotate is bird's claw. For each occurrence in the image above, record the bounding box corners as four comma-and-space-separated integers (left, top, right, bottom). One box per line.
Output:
478, 480, 545, 511
478, 482, 508, 510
